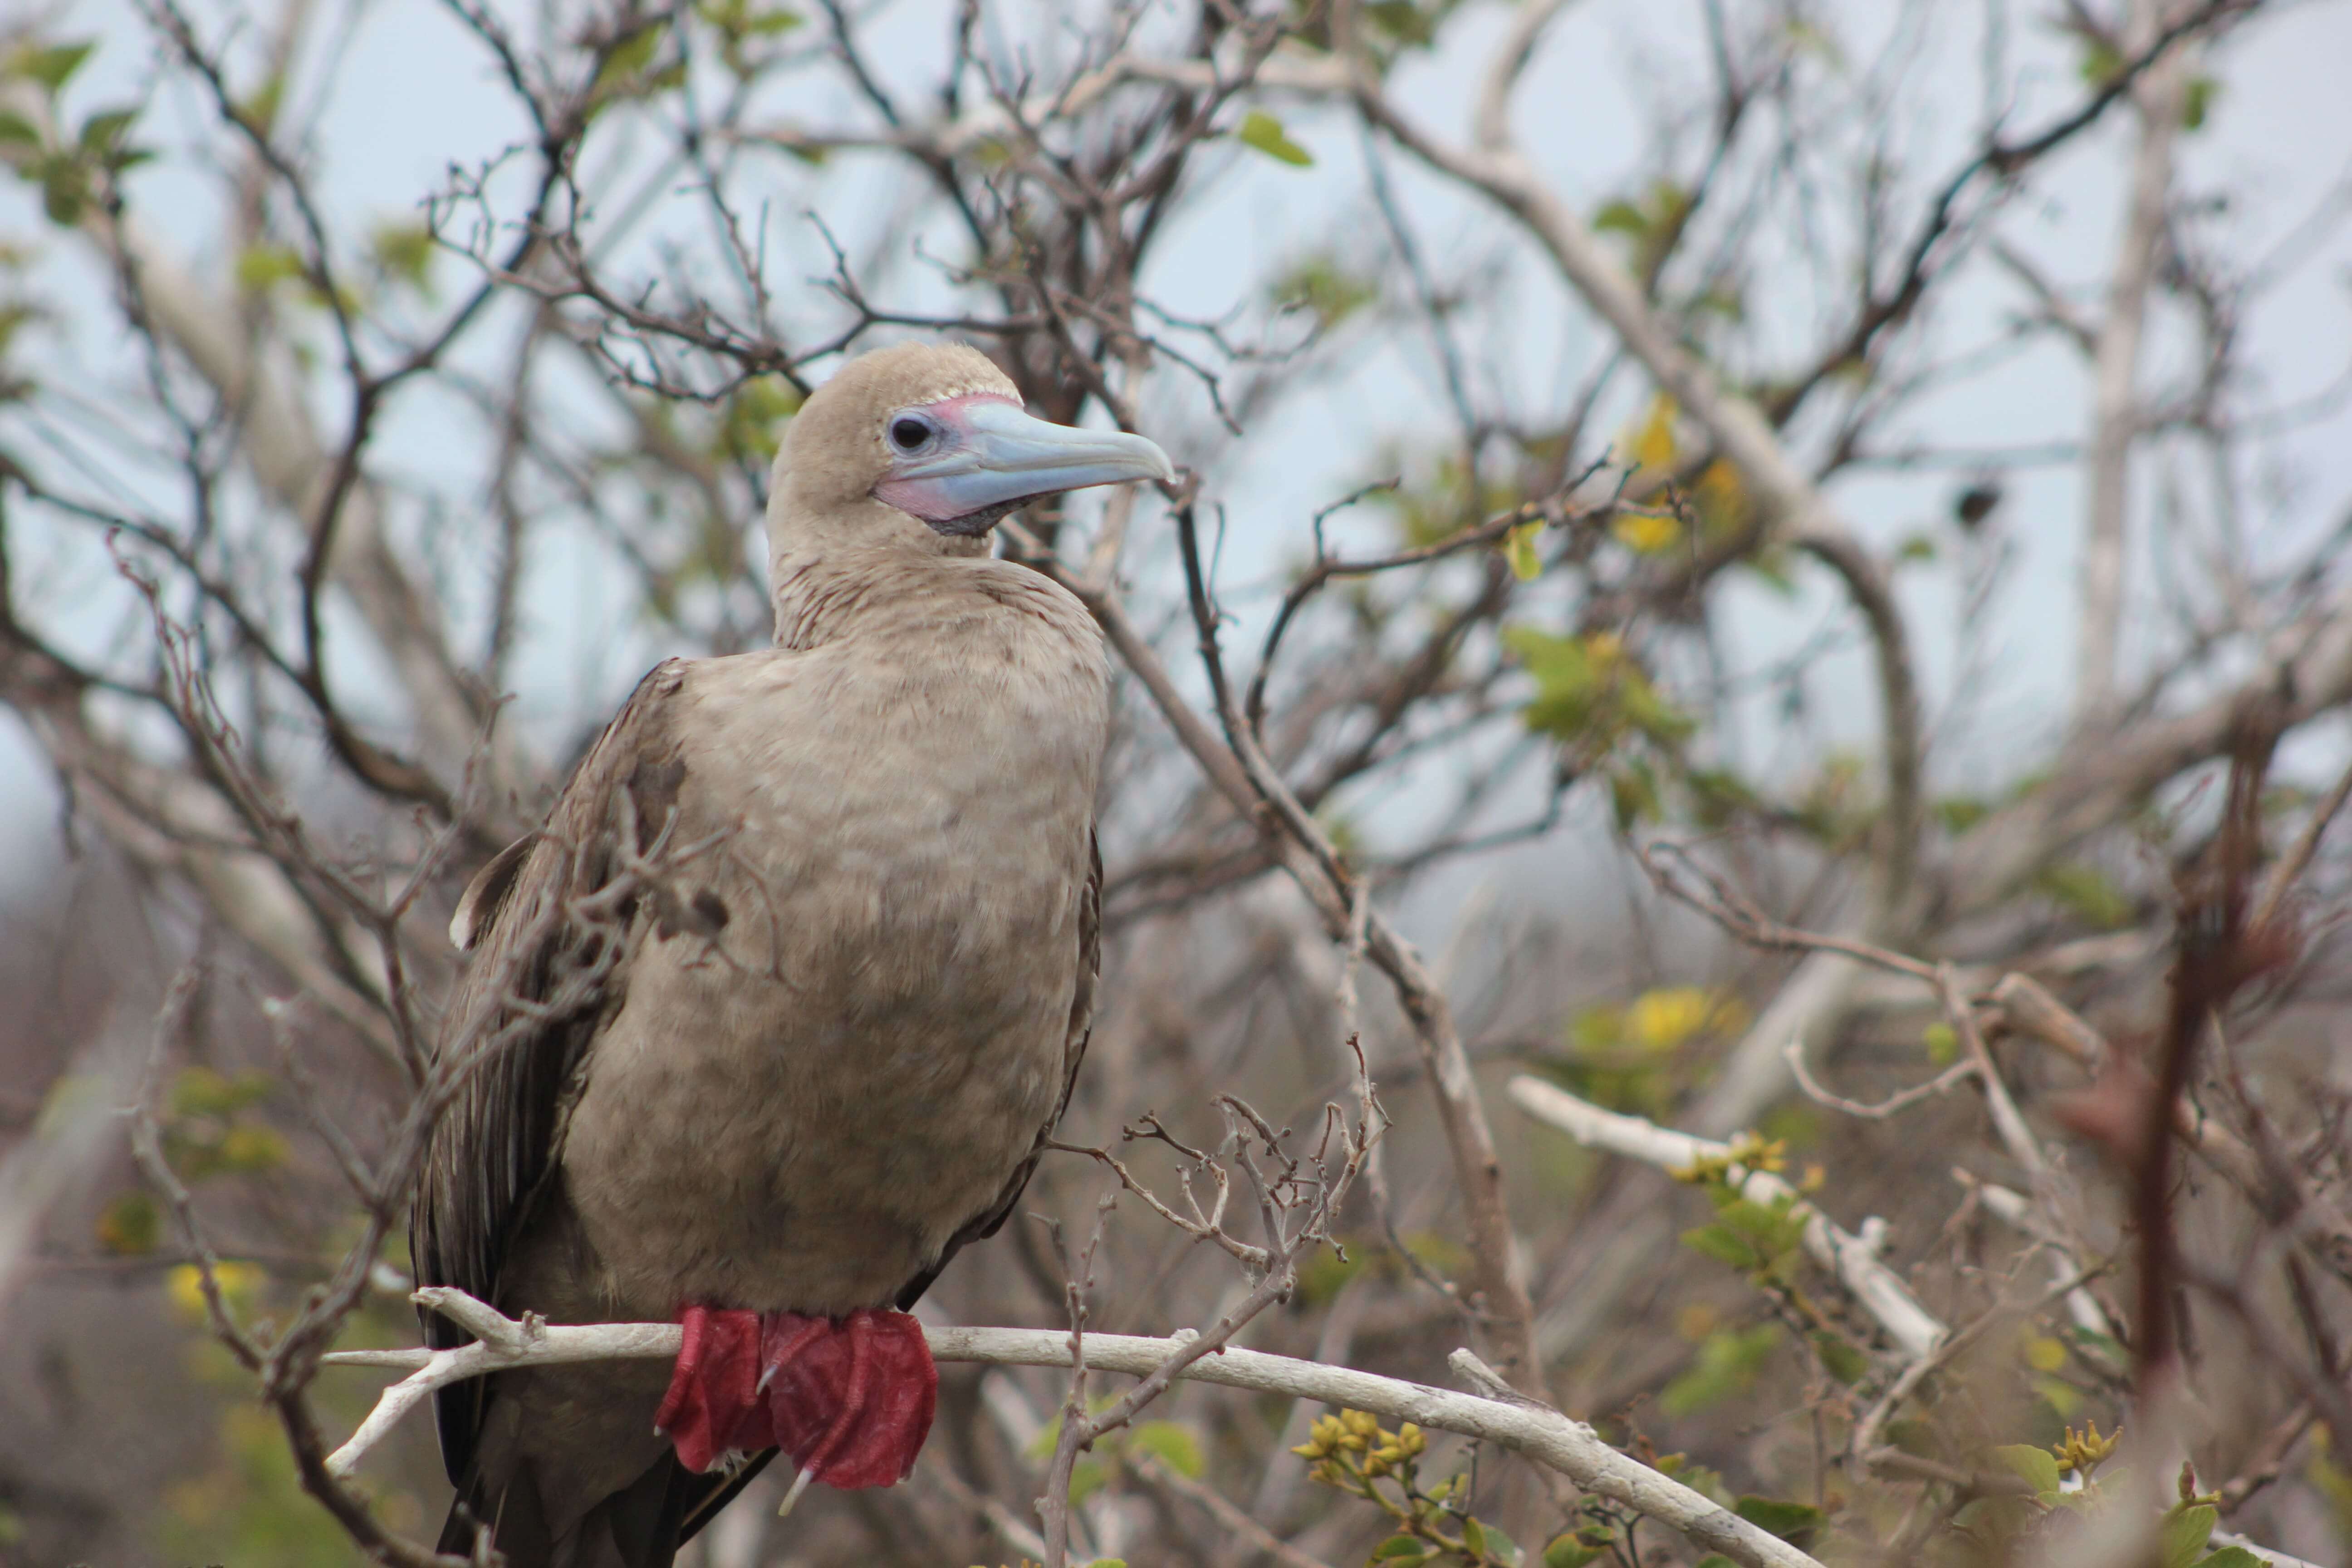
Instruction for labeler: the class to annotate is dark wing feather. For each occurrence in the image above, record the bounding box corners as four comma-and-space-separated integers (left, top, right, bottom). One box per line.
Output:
896, 829, 1101, 1309
409, 659, 692, 1485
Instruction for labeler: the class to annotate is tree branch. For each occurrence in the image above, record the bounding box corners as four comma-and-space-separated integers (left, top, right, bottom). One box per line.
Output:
327, 1289, 1828, 1568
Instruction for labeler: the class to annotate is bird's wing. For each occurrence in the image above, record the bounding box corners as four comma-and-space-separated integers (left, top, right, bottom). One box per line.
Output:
895, 828, 1101, 1310
410, 658, 696, 1485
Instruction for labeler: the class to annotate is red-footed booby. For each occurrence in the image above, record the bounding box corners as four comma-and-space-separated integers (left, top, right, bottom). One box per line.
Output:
411, 342, 1171, 1566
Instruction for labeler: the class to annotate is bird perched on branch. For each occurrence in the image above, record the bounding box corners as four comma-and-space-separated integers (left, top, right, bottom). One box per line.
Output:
412, 342, 1172, 1567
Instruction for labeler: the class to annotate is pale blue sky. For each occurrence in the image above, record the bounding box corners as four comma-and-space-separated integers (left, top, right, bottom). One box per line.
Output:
3, 0, 2348, 888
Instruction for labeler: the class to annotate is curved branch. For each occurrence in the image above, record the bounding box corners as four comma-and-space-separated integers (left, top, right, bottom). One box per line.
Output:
1506, 1077, 1948, 1362
326, 1289, 1826, 1568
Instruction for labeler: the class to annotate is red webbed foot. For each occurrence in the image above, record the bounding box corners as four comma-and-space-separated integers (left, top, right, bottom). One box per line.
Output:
655, 1305, 936, 1487
655, 1305, 776, 1472
759, 1308, 936, 1488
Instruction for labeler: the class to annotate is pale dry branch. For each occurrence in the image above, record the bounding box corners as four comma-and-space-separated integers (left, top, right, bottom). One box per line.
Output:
1784, 1036, 1978, 1121
326, 1288, 1828, 1568
2074, 0, 2196, 730
1027, 528, 1546, 1396
1506, 1076, 1947, 1362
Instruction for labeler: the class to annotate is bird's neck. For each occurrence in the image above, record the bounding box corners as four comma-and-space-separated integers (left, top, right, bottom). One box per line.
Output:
768, 539, 1079, 653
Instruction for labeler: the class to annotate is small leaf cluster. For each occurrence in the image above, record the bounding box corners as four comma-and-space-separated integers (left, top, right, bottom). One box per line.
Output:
1549, 987, 1752, 1117
1294, 1410, 1528, 1567
1665, 1137, 1873, 1406
694, 0, 804, 80
1288, 0, 1467, 65
1024, 1405, 1207, 1507
1270, 254, 1378, 332
1953, 1424, 2255, 1568
0, 39, 150, 226
97, 1066, 289, 1257
587, 20, 687, 114
1237, 110, 1314, 167
1504, 625, 1693, 828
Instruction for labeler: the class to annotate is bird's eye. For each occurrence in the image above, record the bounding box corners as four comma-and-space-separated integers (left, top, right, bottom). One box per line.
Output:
890, 417, 931, 451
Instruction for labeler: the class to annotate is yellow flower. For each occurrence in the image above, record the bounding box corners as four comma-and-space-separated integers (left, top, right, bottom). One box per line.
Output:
1625, 987, 1714, 1051
1293, 1413, 1346, 1459
1693, 458, 1748, 532
1613, 510, 1681, 554
2052, 1418, 2121, 1475
1722, 1132, 1788, 1173
166, 1260, 265, 1320
1629, 392, 1678, 470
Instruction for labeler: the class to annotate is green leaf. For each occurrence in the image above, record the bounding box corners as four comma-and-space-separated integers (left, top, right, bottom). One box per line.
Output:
1373, 1537, 1431, 1560
1461, 1516, 1487, 1556
1921, 1022, 1958, 1066
1734, 1495, 1825, 1547
1480, 1522, 1522, 1567
1661, 1323, 1783, 1416
12, 41, 95, 93
1271, 255, 1376, 329
1884, 1419, 1939, 1457
1505, 625, 1692, 753
2192, 1550, 2265, 1568
1362, 0, 1443, 48
1990, 1443, 2063, 1495
2181, 76, 2218, 132
1932, 795, 1988, 832
372, 222, 438, 291
1714, 1194, 1807, 1261
2035, 861, 2135, 929
1608, 758, 1661, 829
593, 21, 669, 97
240, 72, 286, 135
1503, 520, 1542, 581
1237, 109, 1313, 167
219, 1124, 289, 1173
1592, 198, 1646, 236
1681, 1223, 1758, 1270
2160, 1503, 2217, 1568
0, 108, 39, 147
1812, 1331, 1868, 1386
1542, 1537, 1604, 1568
38, 157, 86, 224
97, 1190, 160, 1254
1128, 1421, 1203, 1480
2078, 38, 2126, 86
78, 107, 135, 151
235, 245, 306, 293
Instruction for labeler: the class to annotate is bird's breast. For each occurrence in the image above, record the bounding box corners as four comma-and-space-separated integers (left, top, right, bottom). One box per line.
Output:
559, 622, 1107, 1318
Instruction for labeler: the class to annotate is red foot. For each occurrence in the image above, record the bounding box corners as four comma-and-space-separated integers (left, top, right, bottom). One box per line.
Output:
655, 1304, 936, 1488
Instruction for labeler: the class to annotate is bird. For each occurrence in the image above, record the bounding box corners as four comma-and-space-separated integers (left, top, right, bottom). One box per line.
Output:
410, 341, 1173, 1568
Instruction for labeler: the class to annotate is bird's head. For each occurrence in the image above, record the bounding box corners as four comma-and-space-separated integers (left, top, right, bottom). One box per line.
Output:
769, 342, 1173, 560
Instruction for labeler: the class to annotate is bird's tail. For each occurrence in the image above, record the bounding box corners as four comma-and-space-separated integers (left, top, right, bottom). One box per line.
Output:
437, 1451, 774, 1568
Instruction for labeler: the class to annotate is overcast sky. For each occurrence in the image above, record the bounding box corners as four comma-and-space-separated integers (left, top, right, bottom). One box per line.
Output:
2, 0, 2347, 889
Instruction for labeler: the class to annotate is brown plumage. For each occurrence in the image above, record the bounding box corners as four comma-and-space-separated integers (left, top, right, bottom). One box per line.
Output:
411, 343, 1169, 1565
